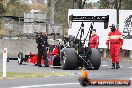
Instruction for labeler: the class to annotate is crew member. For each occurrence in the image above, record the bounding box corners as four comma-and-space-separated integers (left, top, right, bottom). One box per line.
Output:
106, 24, 123, 69
88, 29, 99, 48
36, 32, 49, 67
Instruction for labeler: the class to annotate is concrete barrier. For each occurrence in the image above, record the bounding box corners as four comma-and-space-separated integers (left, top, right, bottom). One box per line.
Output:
0, 39, 63, 58
0, 39, 37, 58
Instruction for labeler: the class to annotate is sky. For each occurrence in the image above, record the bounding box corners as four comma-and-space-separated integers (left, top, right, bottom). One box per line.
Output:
88, 0, 100, 2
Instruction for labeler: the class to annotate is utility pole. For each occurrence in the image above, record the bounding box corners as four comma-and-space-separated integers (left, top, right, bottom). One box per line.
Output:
108, 0, 122, 26
115, 0, 122, 25
115, 0, 119, 25
50, 0, 55, 25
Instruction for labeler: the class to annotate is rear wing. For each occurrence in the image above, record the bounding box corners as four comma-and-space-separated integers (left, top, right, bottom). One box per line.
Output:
69, 15, 109, 29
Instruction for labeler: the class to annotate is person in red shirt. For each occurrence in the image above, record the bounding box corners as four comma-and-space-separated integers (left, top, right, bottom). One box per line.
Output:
106, 24, 123, 69
89, 29, 99, 48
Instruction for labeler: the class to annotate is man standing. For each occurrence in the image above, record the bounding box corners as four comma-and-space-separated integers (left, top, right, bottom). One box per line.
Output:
36, 32, 49, 67
106, 24, 123, 69
88, 29, 99, 48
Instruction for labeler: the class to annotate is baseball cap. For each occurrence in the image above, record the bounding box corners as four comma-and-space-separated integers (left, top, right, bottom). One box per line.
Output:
109, 24, 115, 28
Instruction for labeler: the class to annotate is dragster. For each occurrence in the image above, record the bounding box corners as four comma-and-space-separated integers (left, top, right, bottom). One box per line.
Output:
17, 15, 109, 70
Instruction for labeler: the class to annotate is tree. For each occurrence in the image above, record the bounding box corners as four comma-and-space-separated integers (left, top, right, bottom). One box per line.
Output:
47, 0, 88, 35
5, 0, 30, 16
121, 0, 132, 9
30, 3, 48, 12
99, 0, 132, 24
84, 2, 92, 9
99, 0, 111, 9
0, 2, 7, 30
0, 3, 6, 15
73, 0, 87, 9
99, 0, 132, 10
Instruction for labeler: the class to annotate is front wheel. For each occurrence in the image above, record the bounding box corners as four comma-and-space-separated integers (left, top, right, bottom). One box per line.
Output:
18, 52, 23, 65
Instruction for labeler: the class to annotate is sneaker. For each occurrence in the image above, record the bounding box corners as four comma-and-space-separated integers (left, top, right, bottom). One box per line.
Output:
111, 63, 115, 69
116, 63, 120, 69
38, 64, 42, 67
45, 64, 49, 67
34, 64, 38, 66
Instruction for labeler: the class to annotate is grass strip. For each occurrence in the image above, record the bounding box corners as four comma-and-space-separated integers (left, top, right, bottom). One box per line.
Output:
0, 72, 69, 80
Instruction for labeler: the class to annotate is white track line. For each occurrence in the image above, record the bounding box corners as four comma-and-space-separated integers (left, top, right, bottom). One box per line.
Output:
11, 83, 79, 88
58, 75, 65, 76
129, 67, 132, 68
129, 78, 132, 81
120, 66, 123, 67
78, 73, 82, 75
102, 65, 108, 67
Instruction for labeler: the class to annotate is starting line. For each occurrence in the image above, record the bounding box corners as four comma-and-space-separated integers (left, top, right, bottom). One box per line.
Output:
11, 83, 80, 88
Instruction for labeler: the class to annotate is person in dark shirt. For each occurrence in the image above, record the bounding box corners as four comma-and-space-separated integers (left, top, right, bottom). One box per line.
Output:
36, 32, 49, 67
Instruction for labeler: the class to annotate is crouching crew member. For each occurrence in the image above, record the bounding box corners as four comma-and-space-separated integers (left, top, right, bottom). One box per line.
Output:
88, 29, 99, 48
36, 32, 49, 67
106, 24, 123, 69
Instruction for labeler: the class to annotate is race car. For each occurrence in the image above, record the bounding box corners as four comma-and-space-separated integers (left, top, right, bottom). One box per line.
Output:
18, 44, 61, 66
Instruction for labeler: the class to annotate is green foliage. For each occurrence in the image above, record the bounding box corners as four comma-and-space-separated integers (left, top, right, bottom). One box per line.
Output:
0, 72, 69, 79
121, 0, 132, 9
0, 3, 6, 15
84, 2, 93, 9
73, 0, 88, 9
53, 0, 74, 34
30, 3, 47, 12
99, 0, 132, 10
47, 0, 88, 34
4, 0, 30, 16
99, 0, 110, 9
47, 0, 51, 7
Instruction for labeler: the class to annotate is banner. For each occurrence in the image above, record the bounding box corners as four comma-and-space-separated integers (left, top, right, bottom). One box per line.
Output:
119, 10, 132, 50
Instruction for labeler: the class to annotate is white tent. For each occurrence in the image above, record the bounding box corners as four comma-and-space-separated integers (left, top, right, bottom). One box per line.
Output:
30, 9, 41, 13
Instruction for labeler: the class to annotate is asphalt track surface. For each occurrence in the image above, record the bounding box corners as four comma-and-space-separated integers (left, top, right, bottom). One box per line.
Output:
0, 58, 132, 88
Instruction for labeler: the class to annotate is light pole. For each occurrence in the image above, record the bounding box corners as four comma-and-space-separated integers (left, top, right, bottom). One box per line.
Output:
108, 0, 122, 26
115, 0, 119, 25
117, 0, 122, 25
51, 0, 56, 25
